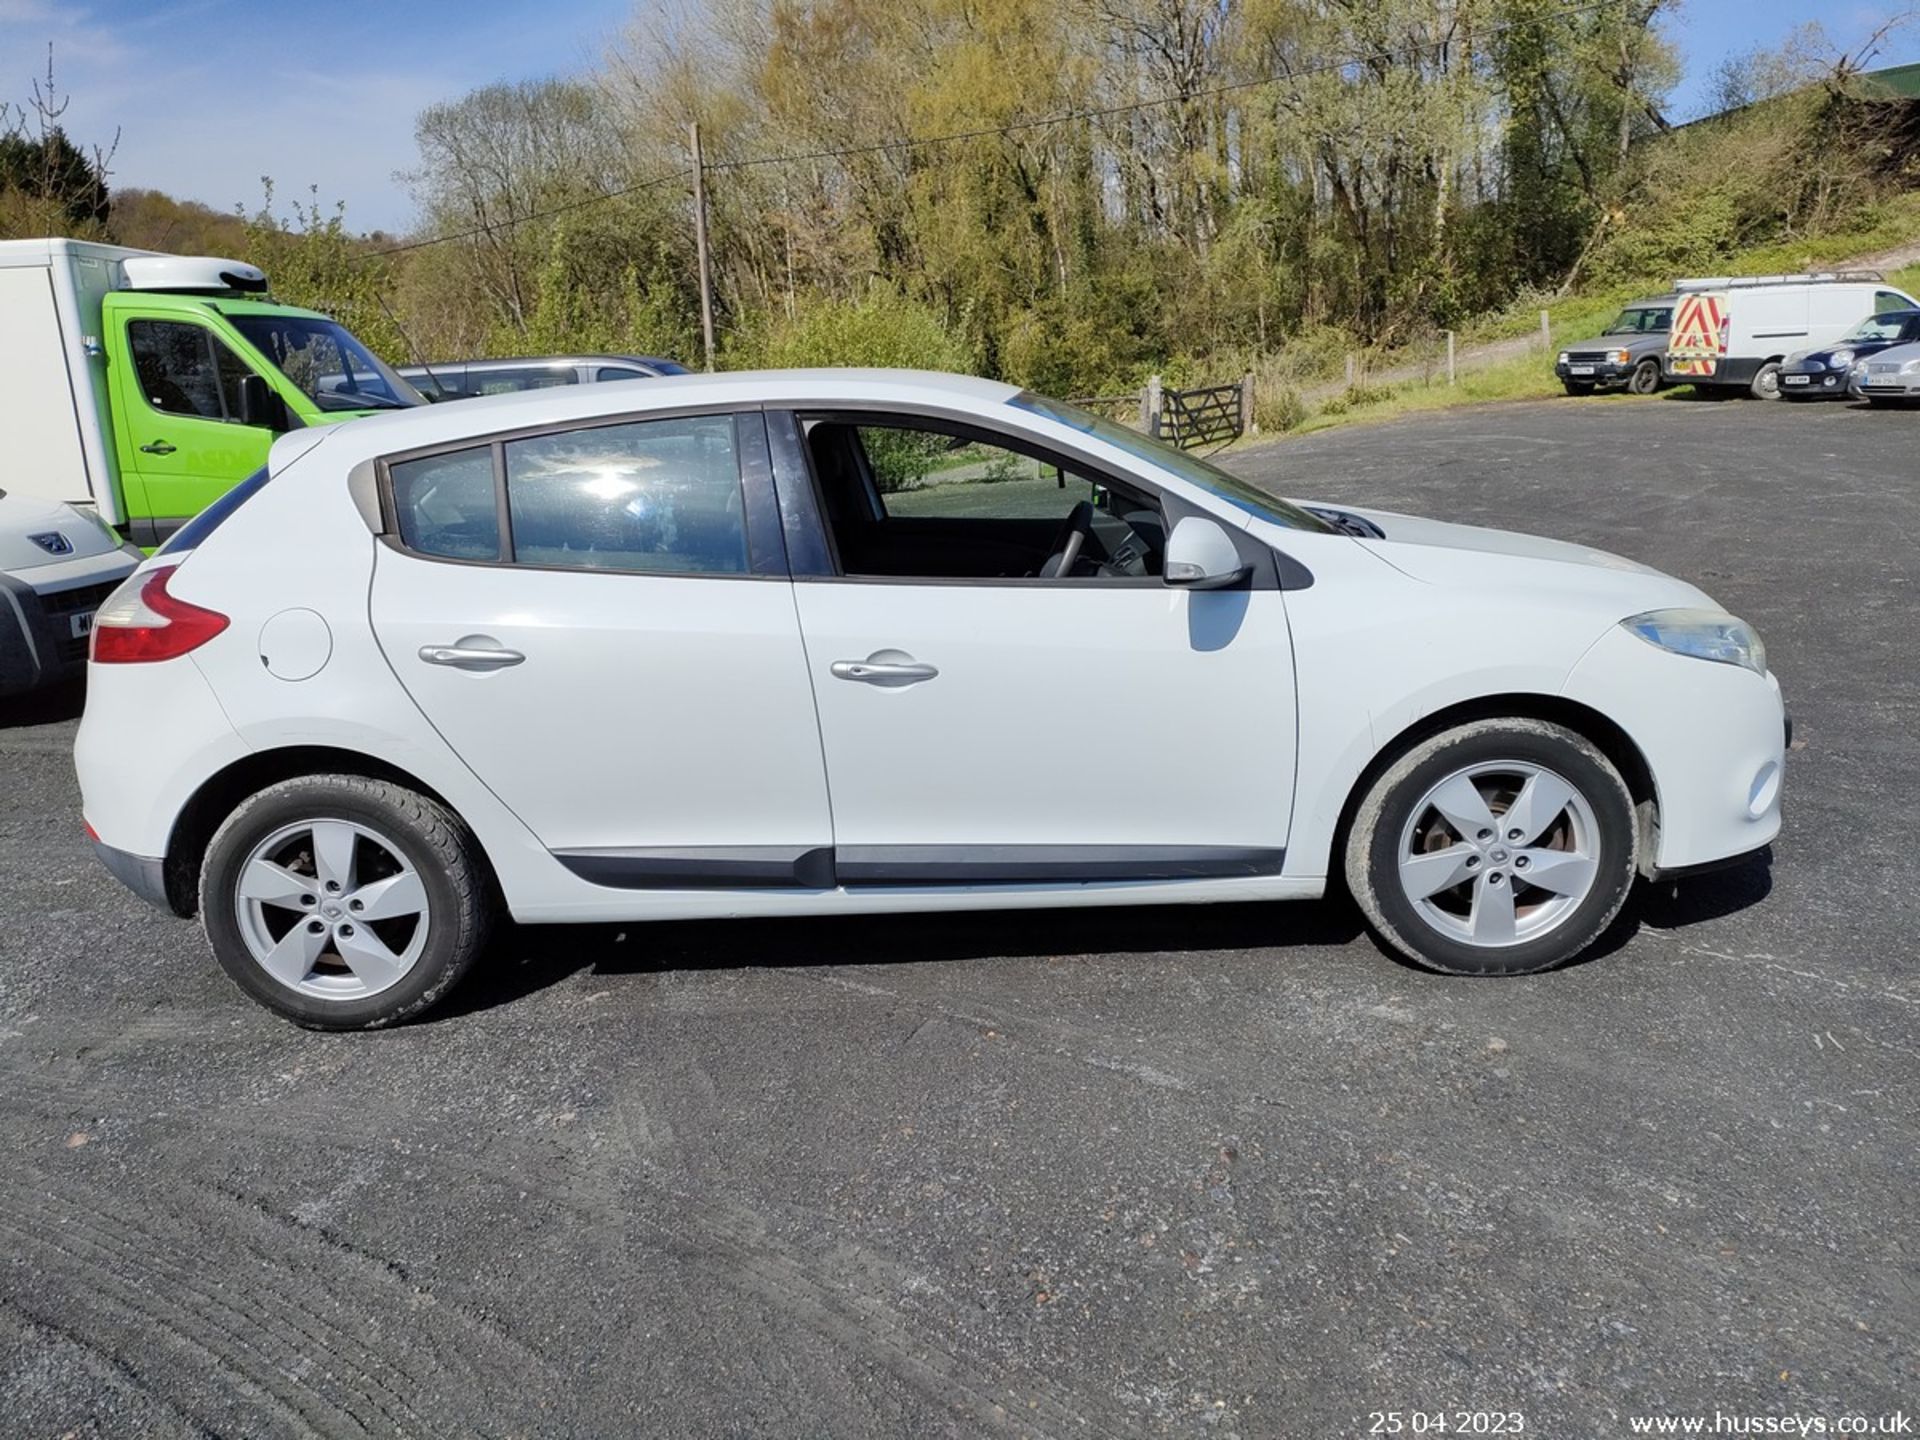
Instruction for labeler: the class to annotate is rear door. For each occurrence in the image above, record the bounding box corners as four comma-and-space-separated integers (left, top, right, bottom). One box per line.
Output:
1666, 291, 1728, 381
366, 409, 835, 885
108, 312, 275, 543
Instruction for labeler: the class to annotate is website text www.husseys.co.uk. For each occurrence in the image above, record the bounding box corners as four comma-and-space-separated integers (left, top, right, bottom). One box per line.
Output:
1627, 1412, 1911, 1436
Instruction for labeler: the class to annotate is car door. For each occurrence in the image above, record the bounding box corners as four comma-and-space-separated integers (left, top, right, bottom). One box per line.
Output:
772, 411, 1298, 884
110, 314, 276, 544
367, 409, 835, 884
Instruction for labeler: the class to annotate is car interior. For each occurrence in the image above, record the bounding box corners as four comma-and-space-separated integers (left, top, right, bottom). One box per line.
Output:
797, 417, 1167, 581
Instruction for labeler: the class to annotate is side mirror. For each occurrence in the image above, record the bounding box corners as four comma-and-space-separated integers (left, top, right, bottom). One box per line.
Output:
234, 373, 290, 432
1164, 515, 1251, 589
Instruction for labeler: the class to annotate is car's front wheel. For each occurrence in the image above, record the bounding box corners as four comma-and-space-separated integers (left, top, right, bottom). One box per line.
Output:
200, 776, 492, 1028
1561, 381, 1595, 397
1344, 719, 1638, 976
1628, 359, 1661, 395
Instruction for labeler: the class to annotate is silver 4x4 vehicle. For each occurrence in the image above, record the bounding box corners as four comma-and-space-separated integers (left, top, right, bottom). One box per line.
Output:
1555, 298, 1674, 397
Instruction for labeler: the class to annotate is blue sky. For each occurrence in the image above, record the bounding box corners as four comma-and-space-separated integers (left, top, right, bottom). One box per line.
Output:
2, 0, 1916, 236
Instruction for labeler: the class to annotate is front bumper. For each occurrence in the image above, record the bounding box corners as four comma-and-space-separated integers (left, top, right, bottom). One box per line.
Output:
0, 549, 140, 698
1564, 627, 1786, 872
1858, 371, 1920, 399
1555, 360, 1635, 387
1778, 365, 1852, 399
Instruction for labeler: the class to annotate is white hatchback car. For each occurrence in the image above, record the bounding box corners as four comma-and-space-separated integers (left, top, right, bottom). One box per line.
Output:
76, 371, 1786, 1028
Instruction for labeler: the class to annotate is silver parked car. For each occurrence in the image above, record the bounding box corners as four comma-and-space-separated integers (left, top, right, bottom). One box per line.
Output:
1853, 341, 1920, 406
398, 353, 691, 402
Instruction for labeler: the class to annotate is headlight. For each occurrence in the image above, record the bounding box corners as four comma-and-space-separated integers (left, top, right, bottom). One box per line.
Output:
1611, 349, 1631, 365
1829, 349, 1854, 368
1557, 351, 1569, 365
1853, 360, 1869, 376
1904, 358, 1920, 374
1622, 608, 1767, 675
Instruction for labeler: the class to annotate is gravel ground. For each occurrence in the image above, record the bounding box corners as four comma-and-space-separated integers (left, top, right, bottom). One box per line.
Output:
1, 393, 1913, 1439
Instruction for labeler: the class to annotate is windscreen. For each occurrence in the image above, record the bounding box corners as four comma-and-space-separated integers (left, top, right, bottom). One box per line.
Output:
230, 314, 423, 412
1604, 307, 1671, 334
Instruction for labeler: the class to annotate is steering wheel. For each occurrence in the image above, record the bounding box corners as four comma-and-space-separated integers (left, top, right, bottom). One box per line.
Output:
1039, 500, 1094, 579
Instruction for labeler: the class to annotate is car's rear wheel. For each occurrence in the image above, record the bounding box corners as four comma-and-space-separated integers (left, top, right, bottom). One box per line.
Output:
1750, 362, 1783, 400
200, 776, 491, 1028
1344, 719, 1638, 976
1628, 359, 1661, 395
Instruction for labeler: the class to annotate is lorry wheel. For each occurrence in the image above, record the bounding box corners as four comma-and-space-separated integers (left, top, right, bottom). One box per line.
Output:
199, 775, 493, 1029
1628, 360, 1661, 396
1562, 382, 1595, 397
1749, 362, 1783, 400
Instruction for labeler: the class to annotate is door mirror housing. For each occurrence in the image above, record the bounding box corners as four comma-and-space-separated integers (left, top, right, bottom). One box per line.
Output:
1163, 515, 1251, 589
234, 373, 291, 432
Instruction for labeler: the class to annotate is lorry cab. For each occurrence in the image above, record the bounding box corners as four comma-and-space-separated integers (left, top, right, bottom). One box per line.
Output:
2, 238, 422, 548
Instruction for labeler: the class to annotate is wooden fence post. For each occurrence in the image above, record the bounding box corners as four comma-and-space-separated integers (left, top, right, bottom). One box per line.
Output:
1344, 353, 1357, 388
1240, 371, 1255, 435
1446, 330, 1456, 386
1539, 309, 1551, 351
1141, 374, 1163, 437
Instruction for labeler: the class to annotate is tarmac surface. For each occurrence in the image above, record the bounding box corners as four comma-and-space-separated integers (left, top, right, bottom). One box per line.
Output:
1, 393, 1913, 1437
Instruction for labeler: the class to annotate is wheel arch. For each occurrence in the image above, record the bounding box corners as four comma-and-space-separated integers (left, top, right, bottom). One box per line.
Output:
162, 746, 483, 917
1326, 693, 1661, 899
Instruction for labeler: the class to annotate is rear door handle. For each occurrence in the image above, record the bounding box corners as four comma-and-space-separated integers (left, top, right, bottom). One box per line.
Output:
831, 655, 938, 686
139, 440, 176, 455
419, 642, 525, 671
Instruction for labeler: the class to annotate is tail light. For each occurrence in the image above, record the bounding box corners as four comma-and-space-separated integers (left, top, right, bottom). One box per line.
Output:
91, 563, 230, 664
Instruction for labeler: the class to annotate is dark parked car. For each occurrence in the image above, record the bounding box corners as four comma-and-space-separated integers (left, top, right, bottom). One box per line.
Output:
1779, 309, 1920, 400
1554, 298, 1674, 396
399, 353, 691, 401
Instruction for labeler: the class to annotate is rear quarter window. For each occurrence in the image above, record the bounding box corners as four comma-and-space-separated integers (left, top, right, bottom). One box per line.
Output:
389, 448, 501, 561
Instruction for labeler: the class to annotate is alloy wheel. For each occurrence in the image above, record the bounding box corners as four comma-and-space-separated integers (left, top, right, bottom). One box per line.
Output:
1394, 761, 1601, 948
233, 818, 432, 1000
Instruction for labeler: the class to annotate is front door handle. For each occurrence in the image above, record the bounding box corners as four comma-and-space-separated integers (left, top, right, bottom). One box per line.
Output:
139, 440, 176, 455
831, 652, 938, 686
419, 642, 526, 671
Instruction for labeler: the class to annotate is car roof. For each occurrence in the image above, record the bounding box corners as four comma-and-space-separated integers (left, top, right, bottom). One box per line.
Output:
398, 354, 683, 371
276, 368, 1025, 471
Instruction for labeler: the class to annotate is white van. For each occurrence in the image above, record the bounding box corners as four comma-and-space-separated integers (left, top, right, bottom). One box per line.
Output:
1663, 272, 1919, 399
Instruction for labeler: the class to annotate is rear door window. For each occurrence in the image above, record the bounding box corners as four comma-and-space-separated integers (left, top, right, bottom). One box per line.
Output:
468, 367, 578, 396
504, 415, 746, 574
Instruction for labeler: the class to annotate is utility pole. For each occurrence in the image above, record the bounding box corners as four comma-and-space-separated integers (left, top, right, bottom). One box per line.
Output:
689, 121, 716, 373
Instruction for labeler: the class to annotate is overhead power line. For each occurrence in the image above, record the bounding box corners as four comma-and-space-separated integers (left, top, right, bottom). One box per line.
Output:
363, 0, 1628, 261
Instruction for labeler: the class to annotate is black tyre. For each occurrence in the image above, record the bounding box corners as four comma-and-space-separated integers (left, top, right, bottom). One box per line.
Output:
1344, 719, 1638, 976
1562, 381, 1595, 397
1749, 361, 1783, 400
1628, 359, 1661, 396
200, 775, 492, 1029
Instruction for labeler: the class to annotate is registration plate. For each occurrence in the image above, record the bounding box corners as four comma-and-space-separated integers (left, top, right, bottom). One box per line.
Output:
1783, 374, 1810, 386
69, 611, 94, 639
1569, 365, 1595, 376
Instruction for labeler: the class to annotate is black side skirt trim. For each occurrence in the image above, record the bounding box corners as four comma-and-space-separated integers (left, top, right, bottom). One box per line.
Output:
552, 844, 1285, 889
836, 845, 1285, 884
554, 846, 837, 889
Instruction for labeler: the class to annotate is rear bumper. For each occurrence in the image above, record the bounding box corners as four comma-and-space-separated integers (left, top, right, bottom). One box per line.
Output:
89, 837, 173, 911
